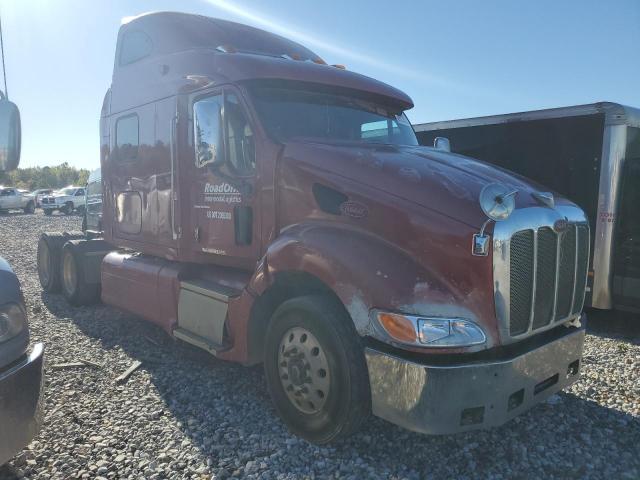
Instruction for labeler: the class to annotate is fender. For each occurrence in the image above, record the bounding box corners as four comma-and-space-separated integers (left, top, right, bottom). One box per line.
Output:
251, 222, 490, 336
219, 222, 498, 364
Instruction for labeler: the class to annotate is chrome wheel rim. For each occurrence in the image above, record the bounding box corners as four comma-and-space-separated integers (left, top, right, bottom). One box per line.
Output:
38, 243, 50, 286
62, 251, 77, 295
278, 326, 330, 414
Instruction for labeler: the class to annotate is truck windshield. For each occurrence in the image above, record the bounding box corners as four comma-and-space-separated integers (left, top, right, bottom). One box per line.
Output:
249, 83, 418, 146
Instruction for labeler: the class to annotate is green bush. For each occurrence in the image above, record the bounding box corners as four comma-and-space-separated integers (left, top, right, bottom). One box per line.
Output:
0, 162, 90, 191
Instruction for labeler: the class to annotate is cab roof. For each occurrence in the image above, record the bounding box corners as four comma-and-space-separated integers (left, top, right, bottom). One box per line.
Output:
109, 12, 413, 114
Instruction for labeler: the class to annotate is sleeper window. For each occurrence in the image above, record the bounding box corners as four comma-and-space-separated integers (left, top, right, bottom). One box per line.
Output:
116, 115, 139, 161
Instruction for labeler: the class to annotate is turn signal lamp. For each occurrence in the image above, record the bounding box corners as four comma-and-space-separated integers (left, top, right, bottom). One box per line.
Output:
377, 312, 417, 343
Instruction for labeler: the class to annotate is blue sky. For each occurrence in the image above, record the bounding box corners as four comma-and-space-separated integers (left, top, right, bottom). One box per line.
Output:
3, 0, 639, 169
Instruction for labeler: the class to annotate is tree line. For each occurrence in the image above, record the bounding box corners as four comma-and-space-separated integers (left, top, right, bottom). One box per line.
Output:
0, 163, 91, 191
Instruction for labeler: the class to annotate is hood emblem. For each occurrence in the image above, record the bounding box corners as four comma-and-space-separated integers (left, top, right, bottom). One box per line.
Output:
533, 191, 555, 208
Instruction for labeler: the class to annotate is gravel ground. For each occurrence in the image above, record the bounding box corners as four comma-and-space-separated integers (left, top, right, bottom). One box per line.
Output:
0, 211, 639, 480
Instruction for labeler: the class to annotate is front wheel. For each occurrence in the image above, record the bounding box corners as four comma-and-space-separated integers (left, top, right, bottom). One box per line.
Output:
264, 295, 371, 444
24, 201, 35, 214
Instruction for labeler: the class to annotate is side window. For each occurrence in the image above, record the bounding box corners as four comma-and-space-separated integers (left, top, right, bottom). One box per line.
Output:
116, 114, 139, 161
194, 95, 223, 168
119, 31, 153, 66
361, 120, 388, 140
75, 189, 85, 197
225, 93, 255, 175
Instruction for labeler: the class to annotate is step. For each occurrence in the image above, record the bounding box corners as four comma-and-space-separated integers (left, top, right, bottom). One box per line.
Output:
180, 278, 240, 302
173, 327, 229, 356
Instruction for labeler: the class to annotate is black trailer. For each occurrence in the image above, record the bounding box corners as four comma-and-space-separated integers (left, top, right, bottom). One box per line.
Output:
415, 102, 640, 313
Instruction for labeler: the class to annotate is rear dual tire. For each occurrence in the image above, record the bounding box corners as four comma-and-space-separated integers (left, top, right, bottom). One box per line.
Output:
264, 295, 371, 444
60, 242, 101, 305
37, 231, 85, 293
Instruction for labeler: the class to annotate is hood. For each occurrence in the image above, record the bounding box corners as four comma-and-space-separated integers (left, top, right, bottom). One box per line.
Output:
283, 141, 568, 228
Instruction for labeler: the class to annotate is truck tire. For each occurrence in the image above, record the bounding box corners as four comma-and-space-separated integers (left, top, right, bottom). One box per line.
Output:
37, 231, 85, 292
44, 209, 53, 216
61, 202, 74, 215
264, 295, 371, 444
23, 201, 35, 214
60, 241, 101, 305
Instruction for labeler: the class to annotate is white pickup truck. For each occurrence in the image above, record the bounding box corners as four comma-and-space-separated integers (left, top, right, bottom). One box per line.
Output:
0, 187, 35, 213
41, 186, 86, 215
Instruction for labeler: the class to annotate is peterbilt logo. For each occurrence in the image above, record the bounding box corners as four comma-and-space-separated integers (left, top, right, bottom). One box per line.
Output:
553, 218, 570, 233
339, 201, 368, 219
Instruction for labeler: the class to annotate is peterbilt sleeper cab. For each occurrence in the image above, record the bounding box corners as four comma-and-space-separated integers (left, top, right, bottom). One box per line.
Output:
37, 12, 588, 443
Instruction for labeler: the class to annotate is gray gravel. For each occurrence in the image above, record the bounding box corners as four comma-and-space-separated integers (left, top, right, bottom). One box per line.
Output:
0, 210, 639, 480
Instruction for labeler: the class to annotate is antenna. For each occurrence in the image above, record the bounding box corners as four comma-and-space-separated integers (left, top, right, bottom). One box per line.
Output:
0, 12, 8, 99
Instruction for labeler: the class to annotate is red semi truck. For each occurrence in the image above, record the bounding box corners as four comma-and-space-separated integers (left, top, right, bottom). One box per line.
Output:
37, 12, 588, 443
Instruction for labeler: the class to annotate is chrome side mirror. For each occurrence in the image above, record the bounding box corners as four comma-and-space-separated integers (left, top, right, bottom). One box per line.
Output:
0, 99, 21, 172
433, 136, 451, 152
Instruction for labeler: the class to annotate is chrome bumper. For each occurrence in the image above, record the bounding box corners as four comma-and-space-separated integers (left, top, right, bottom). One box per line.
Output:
0, 343, 44, 465
365, 327, 584, 435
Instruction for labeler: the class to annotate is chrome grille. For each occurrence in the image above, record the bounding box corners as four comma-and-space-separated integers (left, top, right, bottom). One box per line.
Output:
493, 206, 590, 342
507, 223, 588, 337
532, 227, 557, 329
509, 231, 534, 335
572, 225, 589, 313
556, 226, 577, 319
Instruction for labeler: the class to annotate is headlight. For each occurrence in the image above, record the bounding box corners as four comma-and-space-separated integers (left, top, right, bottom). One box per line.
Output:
375, 311, 486, 348
417, 318, 486, 346
0, 303, 27, 343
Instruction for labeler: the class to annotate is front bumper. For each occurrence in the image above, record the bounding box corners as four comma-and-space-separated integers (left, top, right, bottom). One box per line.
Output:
365, 326, 584, 435
0, 343, 45, 465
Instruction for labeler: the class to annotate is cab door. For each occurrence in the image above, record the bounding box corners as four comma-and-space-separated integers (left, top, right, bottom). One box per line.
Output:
188, 87, 259, 263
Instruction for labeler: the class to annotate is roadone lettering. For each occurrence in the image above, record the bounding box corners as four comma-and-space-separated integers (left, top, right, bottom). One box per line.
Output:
204, 183, 240, 195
